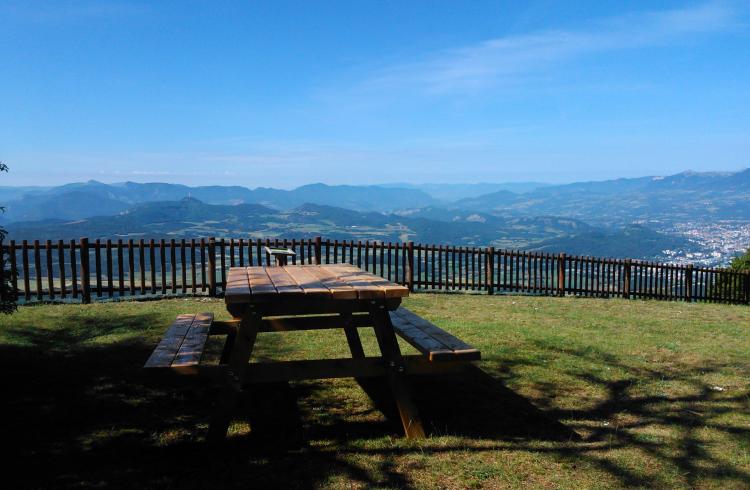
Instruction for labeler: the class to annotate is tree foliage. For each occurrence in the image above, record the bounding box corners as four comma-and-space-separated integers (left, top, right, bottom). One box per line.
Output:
1, 162, 18, 314
729, 247, 750, 272
709, 246, 750, 303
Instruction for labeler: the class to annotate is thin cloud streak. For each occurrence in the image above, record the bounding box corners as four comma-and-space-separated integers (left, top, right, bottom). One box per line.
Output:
360, 2, 739, 95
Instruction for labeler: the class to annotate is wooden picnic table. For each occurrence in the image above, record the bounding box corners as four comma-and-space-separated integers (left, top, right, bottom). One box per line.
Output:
208, 263, 426, 441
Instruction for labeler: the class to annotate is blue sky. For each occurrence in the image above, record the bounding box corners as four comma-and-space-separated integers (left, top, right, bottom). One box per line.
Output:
2, 0, 749, 188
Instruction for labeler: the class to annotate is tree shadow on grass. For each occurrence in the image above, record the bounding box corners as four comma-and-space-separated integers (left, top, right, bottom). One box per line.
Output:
500, 339, 750, 488
1, 310, 748, 489
296, 365, 579, 444
0, 311, 313, 488
0, 308, 574, 489
414, 366, 581, 442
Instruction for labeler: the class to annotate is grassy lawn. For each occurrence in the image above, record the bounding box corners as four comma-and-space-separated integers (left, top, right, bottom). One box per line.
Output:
1, 294, 748, 489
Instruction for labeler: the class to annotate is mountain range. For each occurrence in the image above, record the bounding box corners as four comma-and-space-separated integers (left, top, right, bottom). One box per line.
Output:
0, 181, 439, 221
3, 169, 748, 226
2, 168, 748, 263
5, 198, 692, 260
453, 169, 750, 226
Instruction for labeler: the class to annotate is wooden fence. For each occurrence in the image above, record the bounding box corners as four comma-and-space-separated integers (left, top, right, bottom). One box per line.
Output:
1, 237, 748, 305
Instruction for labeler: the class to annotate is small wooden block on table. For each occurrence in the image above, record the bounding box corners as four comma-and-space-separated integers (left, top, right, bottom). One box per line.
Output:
263, 246, 296, 266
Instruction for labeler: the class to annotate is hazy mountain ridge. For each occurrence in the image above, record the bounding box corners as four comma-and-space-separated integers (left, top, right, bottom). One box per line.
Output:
7, 197, 635, 254
3, 168, 748, 225
377, 182, 550, 200
454, 169, 750, 225
2, 168, 746, 263
0, 180, 439, 222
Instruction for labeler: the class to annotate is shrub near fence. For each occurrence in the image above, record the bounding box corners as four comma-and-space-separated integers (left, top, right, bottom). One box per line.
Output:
1, 236, 748, 305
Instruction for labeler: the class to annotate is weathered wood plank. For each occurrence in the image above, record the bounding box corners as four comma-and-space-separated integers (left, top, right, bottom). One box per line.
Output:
304, 265, 359, 299
246, 266, 278, 296
323, 264, 384, 299
389, 307, 480, 362
171, 312, 214, 367
265, 266, 304, 294
242, 357, 387, 383
392, 307, 477, 353
224, 267, 252, 303
390, 316, 453, 356
144, 314, 196, 368
261, 314, 371, 332
328, 264, 409, 298
282, 265, 331, 296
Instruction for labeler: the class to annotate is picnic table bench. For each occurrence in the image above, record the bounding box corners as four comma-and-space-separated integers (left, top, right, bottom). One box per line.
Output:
144, 263, 480, 441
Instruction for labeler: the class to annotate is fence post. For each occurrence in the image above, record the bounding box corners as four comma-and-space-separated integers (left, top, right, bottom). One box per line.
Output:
314, 236, 322, 265
744, 271, 750, 305
486, 247, 495, 295
557, 253, 566, 297
685, 264, 694, 303
80, 237, 91, 304
406, 241, 414, 291
623, 259, 631, 299
208, 237, 217, 297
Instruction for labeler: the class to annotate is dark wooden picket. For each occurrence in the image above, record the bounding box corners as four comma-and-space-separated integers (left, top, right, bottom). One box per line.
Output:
2, 236, 748, 305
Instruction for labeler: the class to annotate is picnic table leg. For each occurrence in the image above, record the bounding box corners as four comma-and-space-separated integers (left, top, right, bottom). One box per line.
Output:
369, 302, 426, 439
207, 307, 261, 443
218, 322, 238, 365
343, 312, 401, 424
342, 312, 366, 358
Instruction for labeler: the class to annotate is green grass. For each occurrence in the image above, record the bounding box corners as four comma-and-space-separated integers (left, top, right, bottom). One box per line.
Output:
1, 294, 748, 489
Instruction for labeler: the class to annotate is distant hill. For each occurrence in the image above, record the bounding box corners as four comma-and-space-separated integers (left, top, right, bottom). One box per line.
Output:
2, 189, 131, 222
5, 198, 278, 239
454, 169, 750, 225
0, 185, 53, 201
377, 182, 550, 201
529, 224, 694, 260
6, 198, 604, 250
0, 181, 439, 223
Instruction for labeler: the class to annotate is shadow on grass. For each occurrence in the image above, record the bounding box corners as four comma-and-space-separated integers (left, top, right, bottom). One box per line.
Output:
502, 339, 750, 488
1, 310, 748, 489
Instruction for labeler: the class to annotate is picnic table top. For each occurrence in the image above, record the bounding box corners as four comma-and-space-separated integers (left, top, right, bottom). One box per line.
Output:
224, 264, 409, 304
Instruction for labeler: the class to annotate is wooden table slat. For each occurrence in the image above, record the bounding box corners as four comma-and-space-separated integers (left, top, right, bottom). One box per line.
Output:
327, 264, 408, 298
225, 267, 252, 303
282, 266, 333, 296
303, 265, 360, 299
264, 266, 304, 294
321, 264, 384, 299
247, 267, 278, 296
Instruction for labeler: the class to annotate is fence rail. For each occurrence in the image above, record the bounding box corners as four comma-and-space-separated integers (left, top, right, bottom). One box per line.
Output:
2, 236, 748, 305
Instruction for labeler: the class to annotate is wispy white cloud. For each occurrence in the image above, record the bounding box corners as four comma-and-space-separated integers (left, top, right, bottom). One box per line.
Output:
360, 2, 740, 95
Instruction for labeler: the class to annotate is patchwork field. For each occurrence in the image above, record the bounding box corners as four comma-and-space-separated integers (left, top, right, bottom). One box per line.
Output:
1, 294, 748, 489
